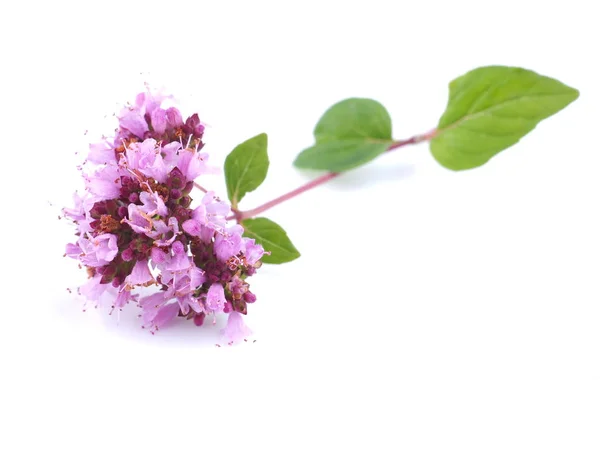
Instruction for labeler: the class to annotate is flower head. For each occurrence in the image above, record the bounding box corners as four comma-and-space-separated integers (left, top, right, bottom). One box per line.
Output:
64, 89, 263, 342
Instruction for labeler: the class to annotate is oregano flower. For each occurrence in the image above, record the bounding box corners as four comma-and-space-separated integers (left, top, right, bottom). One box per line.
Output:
64, 90, 263, 343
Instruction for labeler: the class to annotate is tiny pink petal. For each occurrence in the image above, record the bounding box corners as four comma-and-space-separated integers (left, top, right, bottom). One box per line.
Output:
151, 108, 167, 134
115, 289, 135, 308
88, 141, 115, 164
119, 111, 148, 138
151, 247, 168, 265
143, 302, 180, 330
166, 241, 190, 272
166, 107, 183, 128
191, 204, 207, 223
126, 260, 154, 286
65, 243, 81, 259
182, 219, 202, 236
85, 164, 122, 200
139, 191, 168, 217
243, 238, 264, 265
221, 312, 252, 343
214, 225, 244, 261
139, 292, 167, 309
205, 283, 226, 312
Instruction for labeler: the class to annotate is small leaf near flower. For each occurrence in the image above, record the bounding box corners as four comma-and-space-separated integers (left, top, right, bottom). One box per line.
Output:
225, 133, 269, 208
242, 217, 300, 264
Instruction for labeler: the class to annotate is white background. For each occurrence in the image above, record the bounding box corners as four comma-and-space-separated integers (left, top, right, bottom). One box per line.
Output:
1, 1, 599, 448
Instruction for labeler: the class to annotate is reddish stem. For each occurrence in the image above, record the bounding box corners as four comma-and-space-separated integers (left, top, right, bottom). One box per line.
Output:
194, 182, 208, 193
234, 172, 340, 221
232, 129, 436, 222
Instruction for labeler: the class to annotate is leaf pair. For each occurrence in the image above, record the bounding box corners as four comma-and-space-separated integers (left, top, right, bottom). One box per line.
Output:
224, 134, 300, 264
294, 66, 579, 172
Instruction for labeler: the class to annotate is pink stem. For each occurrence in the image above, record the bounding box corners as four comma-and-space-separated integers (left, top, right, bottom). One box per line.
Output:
233, 129, 436, 222
386, 129, 437, 150
194, 182, 208, 193
236, 172, 340, 221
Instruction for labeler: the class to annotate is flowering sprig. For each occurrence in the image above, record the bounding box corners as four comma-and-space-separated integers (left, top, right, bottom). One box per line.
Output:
64, 65, 578, 341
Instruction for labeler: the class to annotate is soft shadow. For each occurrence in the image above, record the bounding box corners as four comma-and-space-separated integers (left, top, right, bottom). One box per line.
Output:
301, 163, 416, 191
54, 291, 232, 349
98, 302, 228, 348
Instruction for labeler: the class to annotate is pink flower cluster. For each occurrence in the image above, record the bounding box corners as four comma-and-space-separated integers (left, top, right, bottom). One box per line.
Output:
64, 91, 263, 343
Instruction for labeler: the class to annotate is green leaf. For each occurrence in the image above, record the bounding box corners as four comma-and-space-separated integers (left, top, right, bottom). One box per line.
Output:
430, 66, 579, 170
242, 217, 300, 264
294, 98, 393, 172
224, 133, 269, 207
294, 140, 390, 172
314, 98, 393, 143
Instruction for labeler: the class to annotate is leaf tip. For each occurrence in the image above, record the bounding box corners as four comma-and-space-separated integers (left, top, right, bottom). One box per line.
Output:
292, 154, 303, 168
256, 132, 268, 144
292, 148, 313, 170
568, 85, 580, 102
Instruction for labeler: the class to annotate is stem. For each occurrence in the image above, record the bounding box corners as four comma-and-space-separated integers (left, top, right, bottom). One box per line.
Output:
235, 172, 340, 221
233, 129, 437, 222
386, 129, 437, 150
193, 182, 208, 193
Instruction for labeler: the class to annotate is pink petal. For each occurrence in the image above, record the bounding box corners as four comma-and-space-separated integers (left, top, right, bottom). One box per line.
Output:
243, 238, 264, 265
152, 302, 180, 329
206, 283, 226, 312
161, 141, 181, 165
65, 243, 81, 259
79, 274, 112, 303
85, 165, 122, 200
191, 204, 207, 223
214, 226, 244, 261
166, 241, 191, 271
177, 150, 211, 181
94, 234, 118, 262
182, 219, 202, 236
221, 312, 252, 343
166, 107, 183, 128
119, 111, 149, 138
88, 141, 115, 164
189, 266, 206, 288
151, 108, 167, 134
114, 289, 135, 308
126, 260, 153, 286
151, 247, 168, 265
139, 292, 167, 309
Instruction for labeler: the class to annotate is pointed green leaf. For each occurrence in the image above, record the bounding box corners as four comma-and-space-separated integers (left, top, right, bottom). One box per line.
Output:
224, 133, 269, 207
242, 217, 300, 264
294, 98, 393, 172
294, 140, 390, 172
314, 98, 392, 143
430, 66, 579, 170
